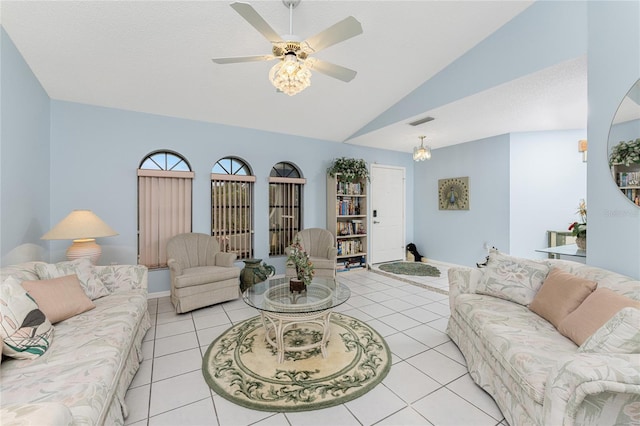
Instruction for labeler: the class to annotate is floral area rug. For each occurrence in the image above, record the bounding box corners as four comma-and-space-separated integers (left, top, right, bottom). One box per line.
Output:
202, 313, 391, 412
379, 261, 441, 277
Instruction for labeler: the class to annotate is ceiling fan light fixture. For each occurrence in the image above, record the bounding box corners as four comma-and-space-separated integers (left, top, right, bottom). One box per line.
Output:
413, 136, 431, 161
269, 53, 311, 96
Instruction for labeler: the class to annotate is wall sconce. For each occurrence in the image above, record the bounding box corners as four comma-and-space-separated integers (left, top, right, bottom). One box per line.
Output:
578, 139, 588, 162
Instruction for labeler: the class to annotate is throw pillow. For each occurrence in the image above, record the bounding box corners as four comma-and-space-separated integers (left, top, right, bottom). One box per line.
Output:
21, 274, 95, 324
558, 287, 640, 345
578, 307, 640, 354
35, 258, 109, 300
528, 268, 597, 328
0, 276, 54, 359
476, 251, 550, 305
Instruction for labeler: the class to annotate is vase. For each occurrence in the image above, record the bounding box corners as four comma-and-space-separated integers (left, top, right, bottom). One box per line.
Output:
289, 278, 305, 293
240, 259, 275, 292
576, 236, 586, 251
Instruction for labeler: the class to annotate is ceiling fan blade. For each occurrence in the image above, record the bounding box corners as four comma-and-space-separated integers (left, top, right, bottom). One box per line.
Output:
230, 2, 283, 43
303, 16, 363, 53
212, 55, 276, 64
305, 58, 357, 82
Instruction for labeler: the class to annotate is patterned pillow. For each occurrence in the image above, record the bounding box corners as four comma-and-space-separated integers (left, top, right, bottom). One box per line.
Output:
476, 251, 550, 305
578, 308, 640, 354
0, 276, 54, 359
35, 258, 109, 300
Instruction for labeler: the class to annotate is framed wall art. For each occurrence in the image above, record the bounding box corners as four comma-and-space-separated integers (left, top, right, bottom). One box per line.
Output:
438, 177, 469, 210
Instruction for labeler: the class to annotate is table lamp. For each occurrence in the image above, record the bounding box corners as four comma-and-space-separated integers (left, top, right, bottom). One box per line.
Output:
42, 209, 118, 264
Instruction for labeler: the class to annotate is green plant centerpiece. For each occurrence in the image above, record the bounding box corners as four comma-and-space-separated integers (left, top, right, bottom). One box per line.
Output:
609, 138, 640, 166
327, 157, 370, 182
287, 236, 315, 292
568, 199, 587, 250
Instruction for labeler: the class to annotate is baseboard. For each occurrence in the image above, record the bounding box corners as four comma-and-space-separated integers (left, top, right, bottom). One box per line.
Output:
148, 290, 170, 299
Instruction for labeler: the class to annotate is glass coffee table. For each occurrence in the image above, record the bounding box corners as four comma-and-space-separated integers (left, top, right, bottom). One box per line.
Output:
242, 276, 351, 363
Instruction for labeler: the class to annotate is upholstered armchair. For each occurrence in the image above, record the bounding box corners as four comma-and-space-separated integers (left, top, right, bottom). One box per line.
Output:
167, 233, 241, 313
285, 228, 337, 279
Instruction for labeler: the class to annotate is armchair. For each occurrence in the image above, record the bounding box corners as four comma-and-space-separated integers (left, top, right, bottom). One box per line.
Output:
167, 233, 241, 313
285, 228, 337, 279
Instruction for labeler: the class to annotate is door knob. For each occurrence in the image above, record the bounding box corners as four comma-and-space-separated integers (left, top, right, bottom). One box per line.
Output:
373, 220, 380, 224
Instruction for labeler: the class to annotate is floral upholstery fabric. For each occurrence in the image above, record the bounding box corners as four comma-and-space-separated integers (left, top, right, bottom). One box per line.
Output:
35, 258, 110, 300
0, 277, 54, 359
476, 251, 550, 305
0, 262, 150, 426
579, 307, 640, 354
0, 402, 73, 425
448, 264, 640, 426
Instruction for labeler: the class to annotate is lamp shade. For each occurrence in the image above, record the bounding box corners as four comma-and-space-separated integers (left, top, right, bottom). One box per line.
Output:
42, 210, 118, 240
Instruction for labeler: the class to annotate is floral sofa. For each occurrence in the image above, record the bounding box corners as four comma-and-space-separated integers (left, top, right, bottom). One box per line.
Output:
447, 254, 640, 426
0, 260, 150, 425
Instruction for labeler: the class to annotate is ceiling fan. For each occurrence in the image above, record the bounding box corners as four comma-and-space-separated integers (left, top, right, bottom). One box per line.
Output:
212, 0, 363, 95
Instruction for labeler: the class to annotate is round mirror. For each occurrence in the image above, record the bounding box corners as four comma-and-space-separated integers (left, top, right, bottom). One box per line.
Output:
608, 79, 640, 207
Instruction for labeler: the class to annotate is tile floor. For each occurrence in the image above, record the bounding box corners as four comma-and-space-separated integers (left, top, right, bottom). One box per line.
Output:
125, 261, 508, 426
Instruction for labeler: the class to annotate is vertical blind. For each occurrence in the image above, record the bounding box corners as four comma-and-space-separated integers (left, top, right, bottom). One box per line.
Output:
138, 169, 194, 268
268, 177, 305, 256
211, 174, 256, 260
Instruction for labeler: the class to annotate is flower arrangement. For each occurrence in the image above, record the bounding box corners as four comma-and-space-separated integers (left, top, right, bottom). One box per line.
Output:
609, 138, 640, 166
287, 236, 315, 286
568, 199, 587, 238
327, 157, 370, 182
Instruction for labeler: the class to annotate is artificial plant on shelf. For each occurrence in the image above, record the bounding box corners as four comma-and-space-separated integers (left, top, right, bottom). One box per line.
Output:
609, 138, 640, 166
287, 236, 315, 288
568, 199, 587, 249
327, 157, 370, 182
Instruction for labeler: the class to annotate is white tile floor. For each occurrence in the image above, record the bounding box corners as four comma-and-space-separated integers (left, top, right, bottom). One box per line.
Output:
125, 261, 508, 426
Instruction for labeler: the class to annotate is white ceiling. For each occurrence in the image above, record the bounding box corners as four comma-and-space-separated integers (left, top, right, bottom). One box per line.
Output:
1, 0, 587, 153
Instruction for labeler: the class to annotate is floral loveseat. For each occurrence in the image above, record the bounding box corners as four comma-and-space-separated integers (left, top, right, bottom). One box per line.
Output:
447, 254, 640, 426
0, 260, 150, 425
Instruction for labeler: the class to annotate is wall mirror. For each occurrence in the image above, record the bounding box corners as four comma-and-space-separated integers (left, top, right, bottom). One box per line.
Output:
608, 78, 640, 207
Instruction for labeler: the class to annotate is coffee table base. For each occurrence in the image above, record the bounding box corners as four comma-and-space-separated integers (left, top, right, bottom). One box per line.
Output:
260, 309, 332, 363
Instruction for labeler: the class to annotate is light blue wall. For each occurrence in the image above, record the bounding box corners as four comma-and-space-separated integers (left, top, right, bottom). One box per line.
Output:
0, 28, 50, 265
49, 101, 414, 293
351, 1, 587, 139
414, 135, 510, 267
409, 0, 589, 268
510, 130, 587, 260
587, 1, 640, 279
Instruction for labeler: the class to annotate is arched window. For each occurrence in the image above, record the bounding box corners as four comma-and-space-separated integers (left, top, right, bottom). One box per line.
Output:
138, 150, 193, 268
211, 157, 255, 259
269, 162, 305, 256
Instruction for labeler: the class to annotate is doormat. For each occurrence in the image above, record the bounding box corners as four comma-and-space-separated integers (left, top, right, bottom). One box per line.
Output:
378, 261, 441, 277
202, 313, 391, 412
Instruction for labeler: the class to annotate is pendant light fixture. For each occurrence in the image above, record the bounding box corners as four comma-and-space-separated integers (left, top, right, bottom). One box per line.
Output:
413, 136, 431, 162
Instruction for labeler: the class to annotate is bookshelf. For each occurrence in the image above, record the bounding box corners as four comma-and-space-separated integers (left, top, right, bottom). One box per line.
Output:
327, 173, 368, 272
611, 163, 640, 205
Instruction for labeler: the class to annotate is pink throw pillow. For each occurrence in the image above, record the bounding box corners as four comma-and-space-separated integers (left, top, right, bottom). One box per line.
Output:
528, 268, 597, 328
21, 274, 95, 324
558, 288, 640, 345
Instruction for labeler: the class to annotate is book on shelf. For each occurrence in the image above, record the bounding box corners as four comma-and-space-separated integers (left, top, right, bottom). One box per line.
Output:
335, 256, 366, 272
336, 220, 366, 236
336, 197, 361, 215
336, 239, 363, 256
336, 181, 363, 196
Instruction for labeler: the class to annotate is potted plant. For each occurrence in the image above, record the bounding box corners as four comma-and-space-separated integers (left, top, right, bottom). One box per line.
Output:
287, 236, 315, 292
609, 138, 640, 166
568, 199, 587, 250
327, 157, 370, 182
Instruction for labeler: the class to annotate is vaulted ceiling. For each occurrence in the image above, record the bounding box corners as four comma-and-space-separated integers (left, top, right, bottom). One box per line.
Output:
1, 1, 587, 153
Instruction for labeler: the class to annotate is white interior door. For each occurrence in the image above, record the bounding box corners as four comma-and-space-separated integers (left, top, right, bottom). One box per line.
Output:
370, 164, 405, 264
